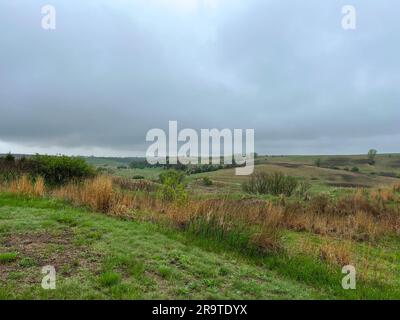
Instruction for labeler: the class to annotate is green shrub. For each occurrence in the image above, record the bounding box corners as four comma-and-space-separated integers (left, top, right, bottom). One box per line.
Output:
4, 153, 15, 162
159, 170, 185, 186
351, 166, 359, 173
296, 181, 312, 198
158, 170, 187, 203
33, 155, 95, 185
132, 175, 145, 180
242, 172, 298, 196
202, 176, 213, 186
0, 154, 94, 185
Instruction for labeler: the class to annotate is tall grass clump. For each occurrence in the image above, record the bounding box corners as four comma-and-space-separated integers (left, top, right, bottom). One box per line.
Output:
173, 200, 283, 255
53, 175, 133, 215
242, 172, 298, 196
7, 175, 46, 197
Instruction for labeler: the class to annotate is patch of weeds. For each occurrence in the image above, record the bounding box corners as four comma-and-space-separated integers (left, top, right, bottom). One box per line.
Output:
53, 215, 78, 227
86, 230, 103, 241
99, 271, 121, 287
129, 260, 145, 278
0, 252, 19, 264
102, 255, 146, 280
158, 266, 174, 280
8, 271, 25, 281
219, 266, 230, 276
18, 257, 37, 268
175, 287, 190, 296
202, 278, 218, 287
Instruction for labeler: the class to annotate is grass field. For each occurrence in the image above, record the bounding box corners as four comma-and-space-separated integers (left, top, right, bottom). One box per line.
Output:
1, 193, 399, 299
0, 194, 324, 299
184, 154, 400, 197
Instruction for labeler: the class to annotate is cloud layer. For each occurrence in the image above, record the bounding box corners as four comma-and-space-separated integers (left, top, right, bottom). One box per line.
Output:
1, 0, 399, 155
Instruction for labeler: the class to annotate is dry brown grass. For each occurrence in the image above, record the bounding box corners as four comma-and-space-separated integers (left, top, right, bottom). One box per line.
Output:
5, 175, 46, 197
319, 241, 352, 266
393, 183, 400, 193
112, 176, 159, 192
52, 175, 135, 216
297, 237, 353, 267
3, 175, 399, 244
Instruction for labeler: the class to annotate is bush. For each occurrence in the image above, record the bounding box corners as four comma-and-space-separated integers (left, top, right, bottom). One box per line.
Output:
351, 166, 359, 173
296, 181, 311, 199
33, 155, 95, 185
0, 154, 94, 185
242, 172, 298, 196
4, 153, 15, 162
368, 149, 377, 165
158, 170, 187, 203
202, 176, 213, 186
159, 170, 185, 187
132, 175, 145, 180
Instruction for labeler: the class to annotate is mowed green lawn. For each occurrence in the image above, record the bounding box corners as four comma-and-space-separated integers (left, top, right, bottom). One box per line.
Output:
0, 193, 324, 300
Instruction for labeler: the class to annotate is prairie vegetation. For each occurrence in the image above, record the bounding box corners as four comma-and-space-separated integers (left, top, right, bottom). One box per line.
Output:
1, 153, 400, 299
0, 154, 94, 185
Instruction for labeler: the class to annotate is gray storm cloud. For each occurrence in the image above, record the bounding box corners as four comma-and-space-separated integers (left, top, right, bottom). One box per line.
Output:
0, 0, 399, 156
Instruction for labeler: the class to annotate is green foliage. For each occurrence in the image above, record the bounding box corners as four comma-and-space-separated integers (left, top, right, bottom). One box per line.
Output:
296, 181, 311, 199
158, 170, 185, 186
4, 153, 15, 162
314, 158, 322, 167
0, 154, 94, 185
98, 271, 121, 287
158, 170, 188, 203
33, 155, 95, 185
202, 176, 213, 186
351, 166, 359, 173
368, 149, 378, 165
0, 252, 18, 264
242, 172, 298, 196
132, 175, 145, 180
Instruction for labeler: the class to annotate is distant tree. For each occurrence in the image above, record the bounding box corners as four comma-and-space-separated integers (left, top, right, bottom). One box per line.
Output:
314, 158, 322, 167
4, 152, 15, 162
368, 149, 378, 165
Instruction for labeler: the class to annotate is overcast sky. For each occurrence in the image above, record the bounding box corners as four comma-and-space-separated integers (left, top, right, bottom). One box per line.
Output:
0, 0, 399, 156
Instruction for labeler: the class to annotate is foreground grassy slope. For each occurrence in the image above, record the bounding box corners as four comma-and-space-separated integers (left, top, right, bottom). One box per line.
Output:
0, 194, 324, 299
